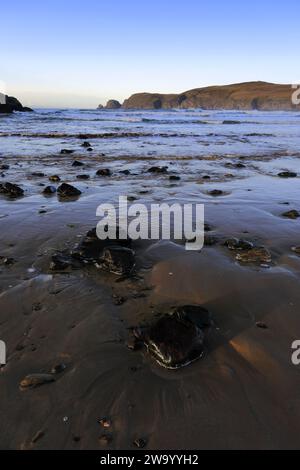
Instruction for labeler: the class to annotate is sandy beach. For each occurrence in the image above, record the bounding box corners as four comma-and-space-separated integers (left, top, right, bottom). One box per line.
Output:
0, 108, 300, 449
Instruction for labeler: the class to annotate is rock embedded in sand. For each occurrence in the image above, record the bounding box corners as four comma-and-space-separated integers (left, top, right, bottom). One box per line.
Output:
136, 306, 211, 369
31, 171, 45, 177
120, 169, 130, 175
0, 182, 24, 198
72, 160, 84, 167
208, 189, 224, 196
277, 171, 297, 178
20, 373, 55, 390
60, 149, 75, 155
236, 247, 272, 264
224, 238, 254, 251
133, 438, 147, 448
282, 209, 300, 219
50, 253, 73, 271
99, 246, 135, 275
57, 183, 82, 198
81, 141, 91, 147
49, 175, 61, 182
43, 185, 56, 195
51, 363, 67, 374
0, 164, 9, 170
147, 166, 168, 174
291, 246, 300, 255
0, 256, 15, 266
169, 175, 181, 181
256, 321, 268, 329
76, 174, 90, 180
72, 227, 132, 263
96, 168, 111, 177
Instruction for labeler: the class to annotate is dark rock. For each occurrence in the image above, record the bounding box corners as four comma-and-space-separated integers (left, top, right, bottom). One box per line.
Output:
51, 363, 67, 374
86, 147, 93, 151
169, 175, 181, 181
20, 373, 55, 390
72, 227, 131, 263
133, 438, 147, 449
291, 246, 300, 255
0, 164, 9, 170
136, 306, 211, 369
76, 174, 90, 180
50, 253, 73, 271
60, 149, 75, 155
224, 238, 254, 251
277, 171, 297, 178
99, 246, 135, 275
57, 183, 81, 198
31, 172, 45, 177
208, 189, 224, 196
120, 169, 130, 175
0, 182, 24, 198
202, 175, 211, 179
256, 321, 268, 329
0, 256, 15, 266
43, 185, 56, 195
96, 168, 111, 176
49, 175, 60, 182
282, 209, 300, 219
72, 160, 84, 167
147, 166, 168, 174
81, 141, 91, 147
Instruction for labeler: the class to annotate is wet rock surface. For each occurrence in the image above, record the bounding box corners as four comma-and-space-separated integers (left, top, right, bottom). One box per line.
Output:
134, 306, 212, 369
96, 168, 111, 176
57, 183, 81, 198
224, 238, 254, 251
98, 246, 135, 275
235, 247, 272, 265
43, 185, 56, 195
0, 182, 24, 198
147, 166, 168, 174
282, 209, 300, 219
20, 373, 55, 390
277, 171, 297, 178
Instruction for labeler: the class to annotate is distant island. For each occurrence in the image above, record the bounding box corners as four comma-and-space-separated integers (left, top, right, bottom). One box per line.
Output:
99, 82, 299, 111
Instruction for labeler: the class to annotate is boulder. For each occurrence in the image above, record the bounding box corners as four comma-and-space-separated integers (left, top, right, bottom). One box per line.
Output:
57, 183, 81, 198
0, 95, 33, 113
0, 182, 24, 198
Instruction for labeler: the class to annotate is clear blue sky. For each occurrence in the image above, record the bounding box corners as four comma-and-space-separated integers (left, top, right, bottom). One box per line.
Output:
1, 0, 299, 108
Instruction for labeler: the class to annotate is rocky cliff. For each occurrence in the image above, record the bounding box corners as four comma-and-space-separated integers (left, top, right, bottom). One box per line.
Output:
122, 82, 298, 110
0, 95, 33, 113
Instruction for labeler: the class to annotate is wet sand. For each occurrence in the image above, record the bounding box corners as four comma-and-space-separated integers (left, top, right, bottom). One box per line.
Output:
1, 147, 300, 450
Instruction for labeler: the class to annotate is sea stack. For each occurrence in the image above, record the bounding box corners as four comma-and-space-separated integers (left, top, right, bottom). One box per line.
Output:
0, 95, 33, 113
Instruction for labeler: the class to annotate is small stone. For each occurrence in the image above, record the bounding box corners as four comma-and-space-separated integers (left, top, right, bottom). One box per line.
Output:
169, 175, 181, 181
20, 373, 55, 390
277, 171, 297, 178
256, 321, 268, 329
49, 175, 60, 182
120, 169, 130, 175
81, 141, 91, 148
0, 256, 15, 266
147, 166, 168, 174
112, 294, 126, 305
43, 185, 56, 195
32, 172, 45, 177
76, 174, 90, 180
291, 246, 300, 255
50, 253, 72, 271
96, 168, 111, 177
60, 149, 74, 154
72, 160, 84, 167
282, 210, 300, 219
208, 189, 224, 196
236, 247, 272, 264
51, 363, 67, 374
86, 147, 93, 152
99, 246, 135, 275
0, 164, 9, 170
31, 430, 45, 444
133, 438, 147, 448
224, 238, 254, 251
97, 418, 111, 428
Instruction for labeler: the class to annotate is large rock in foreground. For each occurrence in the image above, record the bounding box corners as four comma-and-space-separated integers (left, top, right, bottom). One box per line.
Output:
122, 82, 299, 110
0, 95, 33, 113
